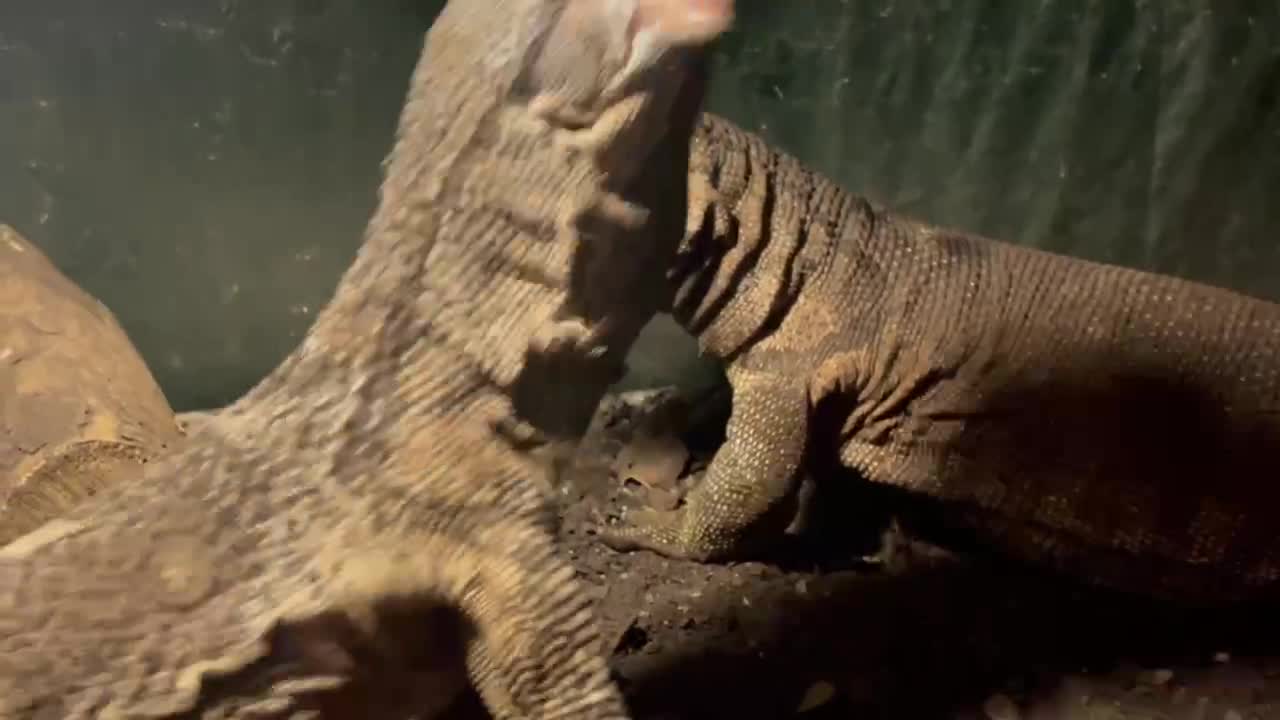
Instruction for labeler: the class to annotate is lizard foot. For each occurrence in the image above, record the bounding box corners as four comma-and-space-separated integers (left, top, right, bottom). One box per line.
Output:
529, 318, 591, 354
527, 318, 607, 365
593, 505, 715, 561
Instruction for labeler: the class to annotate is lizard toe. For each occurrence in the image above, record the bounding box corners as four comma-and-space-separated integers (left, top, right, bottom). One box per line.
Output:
593, 506, 701, 558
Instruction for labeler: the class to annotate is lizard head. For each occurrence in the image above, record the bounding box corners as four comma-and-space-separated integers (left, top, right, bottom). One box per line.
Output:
506, 0, 734, 113
421, 0, 735, 182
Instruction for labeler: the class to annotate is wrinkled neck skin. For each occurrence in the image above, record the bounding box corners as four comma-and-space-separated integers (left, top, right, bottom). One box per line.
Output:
669, 114, 887, 361
228, 36, 708, 481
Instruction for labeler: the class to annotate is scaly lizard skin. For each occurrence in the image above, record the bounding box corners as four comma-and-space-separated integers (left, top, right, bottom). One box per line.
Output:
601, 113, 1280, 606
0, 1, 733, 717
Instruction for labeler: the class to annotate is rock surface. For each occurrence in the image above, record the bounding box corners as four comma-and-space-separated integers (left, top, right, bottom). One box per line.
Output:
0, 224, 182, 546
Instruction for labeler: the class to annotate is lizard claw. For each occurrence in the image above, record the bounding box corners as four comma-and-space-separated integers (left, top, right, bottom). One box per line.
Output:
593, 506, 688, 556
593, 523, 650, 555
529, 318, 592, 355
586, 502, 614, 530
585, 502, 638, 549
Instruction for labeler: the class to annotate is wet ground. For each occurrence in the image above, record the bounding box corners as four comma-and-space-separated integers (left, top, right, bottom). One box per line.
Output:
450, 388, 1280, 720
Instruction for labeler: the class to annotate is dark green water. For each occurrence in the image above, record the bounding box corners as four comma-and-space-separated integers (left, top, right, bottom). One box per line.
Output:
1, 1, 1277, 410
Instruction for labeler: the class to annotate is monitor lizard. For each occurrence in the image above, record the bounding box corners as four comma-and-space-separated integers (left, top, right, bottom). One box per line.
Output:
0, 0, 733, 717
598, 113, 1280, 606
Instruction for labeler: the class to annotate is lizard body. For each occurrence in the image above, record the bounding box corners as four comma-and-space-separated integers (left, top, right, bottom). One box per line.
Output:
601, 113, 1280, 606
0, 1, 732, 717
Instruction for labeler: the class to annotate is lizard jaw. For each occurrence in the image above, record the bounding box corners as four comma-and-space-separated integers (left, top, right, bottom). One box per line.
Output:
609, 0, 734, 96
631, 0, 735, 48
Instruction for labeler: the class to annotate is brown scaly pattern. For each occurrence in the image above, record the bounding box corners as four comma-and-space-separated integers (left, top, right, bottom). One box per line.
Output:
600, 113, 1280, 606
0, 225, 184, 548
0, 1, 733, 717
